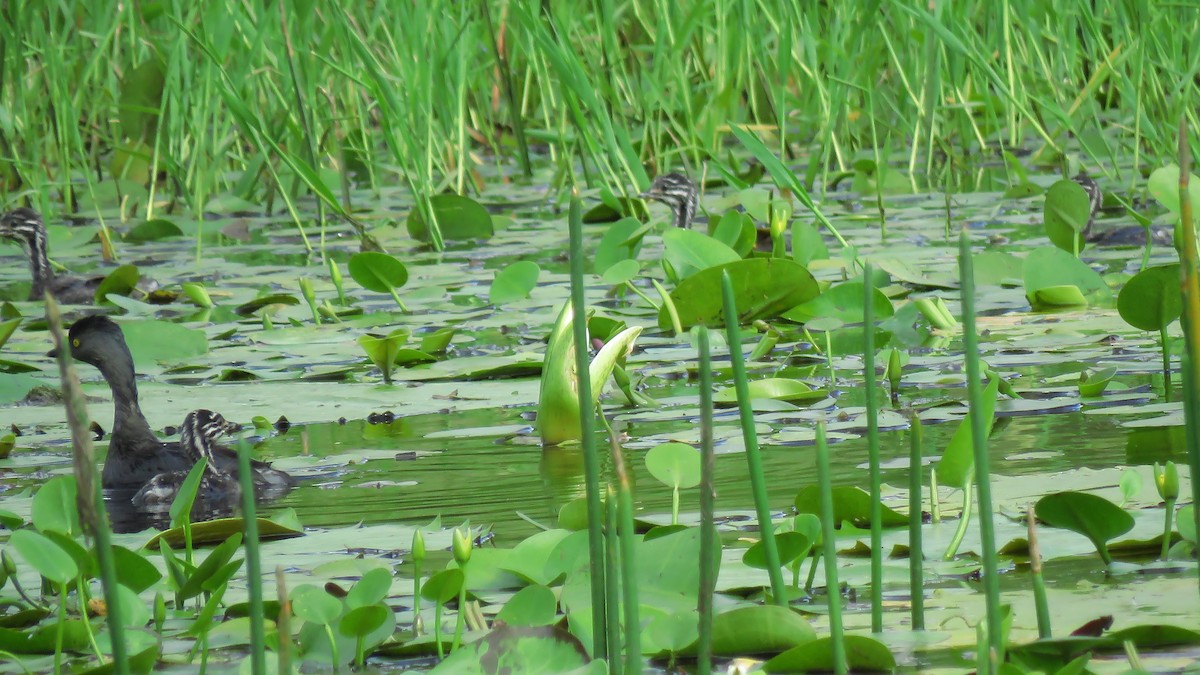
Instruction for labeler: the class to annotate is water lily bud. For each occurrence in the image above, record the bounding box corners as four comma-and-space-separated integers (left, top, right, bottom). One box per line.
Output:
452, 528, 472, 567
887, 348, 902, 391
1154, 461, 1179, 501
299, 277, 316, 305
411, 529, 426, 563
154, 591, 166, 632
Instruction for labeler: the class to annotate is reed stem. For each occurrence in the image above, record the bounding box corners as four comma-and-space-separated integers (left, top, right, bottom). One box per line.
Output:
863, 265, 883, 633
697, 325, 716, 675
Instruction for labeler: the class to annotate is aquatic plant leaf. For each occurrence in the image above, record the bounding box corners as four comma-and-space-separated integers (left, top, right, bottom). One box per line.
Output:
711, 210, 756, 257
429, 624, 590, 674
346, 567, 393, 609
144, 515, 303, 549
292, 585, 344, 625
490, 261, 541, 305
338, 603, 389, 638
713, 378, 824, 407
168, 459, 208, 527
791, 221, 829, 266
41, 531, 93, 580
1078, 367, 1117, 397
418, 327, 457, 354
1179, 506, 1196, 544
10, 529, 78, 585
645, 609, 700, 655
935, 377, 1000, 489
0, 619, 91, 654
125, 218, 183, 242
601, 258, 640, 284
594, 217, 645, 275
1035, 492, 1134, 564
0, 373, 40, 404
645, 442, 701, 489
181, 282, 214, 308
234, 293, 299, 316
118, 58, 165, 140
0, 317, 19, 350
657, 257, 819, 330
495, 584, 558, 627
421, 568, 465, 605
537, 301, 642, 444
358, 329, 408, 383
502, 529, 574, 586
1022, 247, 1109, 301
764, 634, 896, 673
1105, 624, 1200, 649
1027, 284, 1087, 309
973, 251, 1024, 286
743, 531, 811, 569
94, 264, 141, 304
662, 228, 740, 277
1147, 165, 1200, 223
348, 252, 409, 293
1117, 264, 1181, 331
711, 605, 816, 656
31, 475, 79, 536
1043, 179, 1091, 254
406, 194, 494, 242
109, 544, 161, 594
178, 532, 243, 601
794, 485, 908, 529
783, 282, 895, 324
120, 320, 208, 366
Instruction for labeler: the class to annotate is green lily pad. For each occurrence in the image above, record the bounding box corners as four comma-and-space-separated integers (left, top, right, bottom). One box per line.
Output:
406, 194, 494, 241
764, 635, 896, 673
1117, 263, 1181, 331
1035, 491, 1134, 564
657, 258, 819, 330
713, 378, 825, 407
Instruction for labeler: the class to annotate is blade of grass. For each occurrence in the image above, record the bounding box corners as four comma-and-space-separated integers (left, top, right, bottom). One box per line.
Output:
958, 228, 1002, 664
568, 189, 608, 659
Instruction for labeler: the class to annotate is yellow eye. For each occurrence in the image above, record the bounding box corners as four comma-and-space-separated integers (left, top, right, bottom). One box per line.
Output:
72, 339, 80, 348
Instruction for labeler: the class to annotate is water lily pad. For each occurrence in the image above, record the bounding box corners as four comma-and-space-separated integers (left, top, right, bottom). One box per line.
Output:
125, 218, 183, 242
783, 282, 895, 323
406, 194, 494, 241
1117, 264, 1181, 331
1035, 491, 1134, 564
490, 261, 540, 305
1043, 179, 1091, 254
94, 264, 141, 304
143, 515, 304, 549
711, 605, 816, 655
794, 485, 908, 529
662, 228, 740, 278
657, 258, 819, 330
713, 378, 825, 407
764, 634, 896, 673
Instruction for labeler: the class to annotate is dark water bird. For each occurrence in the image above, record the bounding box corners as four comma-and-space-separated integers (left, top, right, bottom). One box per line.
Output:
48, 315, 294, 497
640, 173, 699, 229
0, 208, 102, 304
1071, 174, 1173, 247
132, 409, 243, 509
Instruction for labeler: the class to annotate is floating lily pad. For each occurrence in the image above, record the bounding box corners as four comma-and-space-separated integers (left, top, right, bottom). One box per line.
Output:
1043, 179, 1091, 254
406, 194, 494, 241
144, 515, 304, 549
657, 258, 819, 330
713, 378, 825, 407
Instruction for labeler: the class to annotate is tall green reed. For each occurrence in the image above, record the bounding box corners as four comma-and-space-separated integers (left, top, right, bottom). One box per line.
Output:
862, 265, 883, 633
235, 435, 267, 675
45, 297, 128, 675
567, 191, 608, 658
815, 421, 847, 675
696, 325, 716, 675
957, 229, 1002, 665
720, 271, 786, 604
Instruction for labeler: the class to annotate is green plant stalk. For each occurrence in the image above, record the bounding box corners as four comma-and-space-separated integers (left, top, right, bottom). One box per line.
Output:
598, 406, 640, 672
604, 490, 622, 674
1027, 506, 1051, 639
908, 414, 925, 631
697, 324, 716, 675
568, 191, 608, 658
623, 280, 660, 311
930, 467, 941, 523
651, 279, 681, 336
815, 421, 847, 675
942, 475, 974, 560
434, 604, 444, 659
863, 265, 883, 633
1160, 325, 1172, 394
1162, 496, 1177, 560
480, 0, 530, 177
276, 567, 292, 675
452, 584, 466, 651
1174, 120, 1200, 597
958, 228, 1002, 664
324, 624, 340, 668
236, 436, 266, 675
721, 271, 787, 604
45, 295, 128, 674
54, 580, 66, 675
